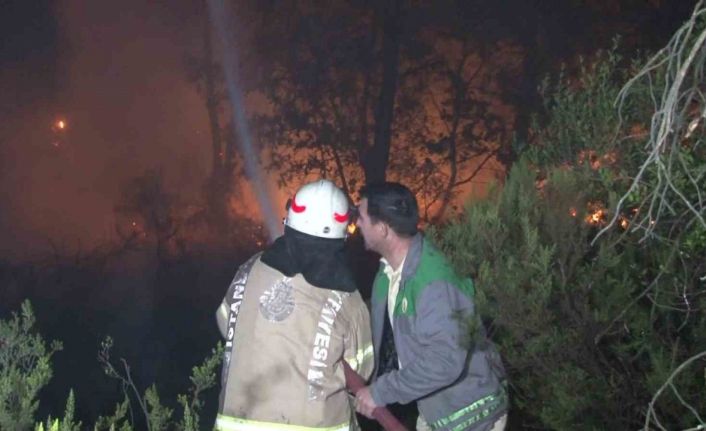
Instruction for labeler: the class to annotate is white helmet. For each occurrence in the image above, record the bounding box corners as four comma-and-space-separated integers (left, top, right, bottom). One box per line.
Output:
284, 179, 350, 239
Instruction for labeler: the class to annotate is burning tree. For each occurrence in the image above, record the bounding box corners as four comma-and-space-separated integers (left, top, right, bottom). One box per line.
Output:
238, 0, 513, 219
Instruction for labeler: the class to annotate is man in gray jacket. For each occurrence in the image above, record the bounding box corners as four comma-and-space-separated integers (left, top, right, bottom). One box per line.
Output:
354, 182, 507, 431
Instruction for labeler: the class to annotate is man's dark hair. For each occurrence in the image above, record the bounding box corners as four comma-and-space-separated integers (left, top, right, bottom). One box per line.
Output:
359, 182, 419, 237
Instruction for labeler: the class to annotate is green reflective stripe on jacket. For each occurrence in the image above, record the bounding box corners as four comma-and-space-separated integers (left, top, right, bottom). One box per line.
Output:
215, 415, 350, 431
345, 343, 374, 372
429, 389, 506, 431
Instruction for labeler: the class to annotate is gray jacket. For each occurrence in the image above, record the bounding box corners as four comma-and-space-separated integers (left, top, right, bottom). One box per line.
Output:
369, 234, 507, 431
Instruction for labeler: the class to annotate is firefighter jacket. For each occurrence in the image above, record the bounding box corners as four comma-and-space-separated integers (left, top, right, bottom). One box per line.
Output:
369, 234, 508, 431
215, 253, 374, 431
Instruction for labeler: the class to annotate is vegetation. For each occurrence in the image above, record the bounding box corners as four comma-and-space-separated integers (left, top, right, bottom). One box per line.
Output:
433, 19, 706, 430
0, 302, 223, 431
3, 2, 705, 431
0, 302, 62, 431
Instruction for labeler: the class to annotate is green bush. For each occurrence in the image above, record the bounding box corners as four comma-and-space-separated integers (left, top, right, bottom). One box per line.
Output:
0, 301, 62, 431
433, 48, 706, 430
0, 301, 222, 431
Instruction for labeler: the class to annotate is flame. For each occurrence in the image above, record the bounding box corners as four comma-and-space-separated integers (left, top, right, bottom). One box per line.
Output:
569, 207, 577, 217
619, 217, 629, 229
584, 202, 607, 225
586, 209, 605, 225
347, 224, 357, 235
53, 119, 68, 133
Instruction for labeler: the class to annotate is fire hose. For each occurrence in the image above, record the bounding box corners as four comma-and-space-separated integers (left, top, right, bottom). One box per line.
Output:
343, 361, 408, 431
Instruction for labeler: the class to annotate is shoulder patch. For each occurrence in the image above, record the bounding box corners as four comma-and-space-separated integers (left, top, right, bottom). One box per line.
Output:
259, 277, 295, 322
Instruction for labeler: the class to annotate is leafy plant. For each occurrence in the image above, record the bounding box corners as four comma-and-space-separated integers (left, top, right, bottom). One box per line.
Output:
0, 301, 62, 431
433, 41, 706, 430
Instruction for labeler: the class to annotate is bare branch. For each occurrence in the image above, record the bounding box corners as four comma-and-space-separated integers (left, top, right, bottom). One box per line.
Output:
643, 349, 706, 431
598, 1, 706, 243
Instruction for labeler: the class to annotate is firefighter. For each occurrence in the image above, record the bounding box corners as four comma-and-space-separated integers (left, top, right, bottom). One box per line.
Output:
215, 179, 374, 431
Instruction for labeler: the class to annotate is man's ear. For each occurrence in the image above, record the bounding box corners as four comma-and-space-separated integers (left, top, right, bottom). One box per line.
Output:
380, 222, 389, 238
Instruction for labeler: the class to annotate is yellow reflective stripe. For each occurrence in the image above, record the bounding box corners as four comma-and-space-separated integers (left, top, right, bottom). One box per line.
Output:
217, 302, 229, 324
345, 344, 374, 371
216, 415, 349, 431
216, 302, 230, 336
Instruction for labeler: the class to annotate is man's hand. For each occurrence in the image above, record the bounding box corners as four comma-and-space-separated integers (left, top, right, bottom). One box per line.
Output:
355, 386, 379, 419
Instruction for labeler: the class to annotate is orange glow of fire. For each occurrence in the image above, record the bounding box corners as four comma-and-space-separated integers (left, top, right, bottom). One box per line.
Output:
585, 209, 605, 225
584, 202, 607, 226
619, 217, 629, 229
52, 118, 68, 133
577, 150, 618, 170
569, 207, 577, 217
347, 224, 357, 235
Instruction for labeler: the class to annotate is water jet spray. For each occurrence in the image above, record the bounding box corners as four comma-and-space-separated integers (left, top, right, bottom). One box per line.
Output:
207, 0, 280, 242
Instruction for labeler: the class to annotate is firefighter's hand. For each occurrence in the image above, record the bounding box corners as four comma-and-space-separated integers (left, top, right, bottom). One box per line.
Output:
355, 386, 378, 419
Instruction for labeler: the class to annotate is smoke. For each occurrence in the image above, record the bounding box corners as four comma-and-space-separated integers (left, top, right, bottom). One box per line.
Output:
0, 1, 212, 258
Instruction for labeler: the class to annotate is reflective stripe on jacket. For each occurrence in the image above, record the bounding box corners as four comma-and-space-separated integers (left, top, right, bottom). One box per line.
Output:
215, 256, 374, 430
215, 415, 351, 431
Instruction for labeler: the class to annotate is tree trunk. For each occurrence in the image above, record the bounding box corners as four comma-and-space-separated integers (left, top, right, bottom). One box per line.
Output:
364, 0, 402, 185
204, 12, 223, 184
202, 8, 229, 225
433, 54, 469, 222
357, 12, 377, 180
505, 1, 545, 167
330, 145, 350, 197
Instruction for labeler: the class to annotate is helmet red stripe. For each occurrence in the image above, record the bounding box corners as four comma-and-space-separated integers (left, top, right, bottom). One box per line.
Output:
333, 211, 349, 223
291, 195, 306, 213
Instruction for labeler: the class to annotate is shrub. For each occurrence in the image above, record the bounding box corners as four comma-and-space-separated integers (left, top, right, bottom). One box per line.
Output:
0, 301, 223, 431
0, 301, 62, 431
433, 46, 706, 430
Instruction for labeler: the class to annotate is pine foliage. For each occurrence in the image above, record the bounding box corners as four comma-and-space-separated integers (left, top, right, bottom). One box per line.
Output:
0, 301, 62, 431
433, 45, 706, 430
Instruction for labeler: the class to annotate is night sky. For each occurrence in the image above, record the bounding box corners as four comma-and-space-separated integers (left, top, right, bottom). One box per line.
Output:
0, 0, 698, 258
